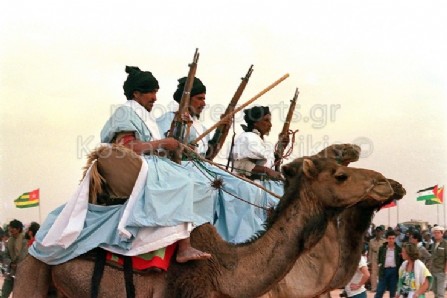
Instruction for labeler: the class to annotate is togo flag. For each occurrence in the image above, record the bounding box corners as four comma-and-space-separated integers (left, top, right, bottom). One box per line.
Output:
14, 189, 40, 208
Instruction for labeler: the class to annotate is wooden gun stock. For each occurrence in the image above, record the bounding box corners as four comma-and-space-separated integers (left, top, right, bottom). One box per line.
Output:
167, 48, 199, 162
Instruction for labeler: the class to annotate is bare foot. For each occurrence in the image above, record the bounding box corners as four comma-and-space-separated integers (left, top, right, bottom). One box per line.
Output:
176, 247, 211, 263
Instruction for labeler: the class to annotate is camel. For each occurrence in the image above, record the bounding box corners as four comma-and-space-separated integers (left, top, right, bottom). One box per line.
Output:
14, 147, 393, 298
260, 179, 406, 298
258, 143, 404, 298
258, 142, 405, 298
319, 179, 406, 295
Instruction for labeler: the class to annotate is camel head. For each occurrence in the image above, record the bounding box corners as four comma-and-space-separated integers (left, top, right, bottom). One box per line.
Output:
282, 157, 393, 209
315, 143, 361, 166
374, 178, 406, 210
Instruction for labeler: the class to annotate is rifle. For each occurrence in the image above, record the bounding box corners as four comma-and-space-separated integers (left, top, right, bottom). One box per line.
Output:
206, 65, 254, 160
191, 73, 290, 146
274, 88, 299, 171
167, 48, 200, 163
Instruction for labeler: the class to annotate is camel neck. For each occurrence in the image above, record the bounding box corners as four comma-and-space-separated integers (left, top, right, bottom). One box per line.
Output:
225, 188, 330, 297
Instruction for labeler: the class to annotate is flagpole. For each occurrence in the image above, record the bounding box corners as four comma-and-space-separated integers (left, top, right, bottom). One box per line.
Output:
37, 188, 42, 223
444, 196, 446, 227
397, 202, 399, 224
437, 204, 440, 225
38, 201, 42, 223
443, 188, 446, 226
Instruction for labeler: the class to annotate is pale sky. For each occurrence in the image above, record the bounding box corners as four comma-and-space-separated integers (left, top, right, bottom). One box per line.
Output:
1, 1, 446, 228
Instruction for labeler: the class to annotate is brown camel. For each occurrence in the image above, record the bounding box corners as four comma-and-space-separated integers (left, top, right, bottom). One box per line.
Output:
257, 144, 363, 297
314, 143, 361, 166
318, 179, 406, 296
258, 143, 404, 298
259, 174, 406, 297
14, 149, 393, 298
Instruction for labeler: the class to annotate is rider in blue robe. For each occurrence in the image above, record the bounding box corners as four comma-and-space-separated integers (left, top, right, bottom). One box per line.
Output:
30, 66, 213, 264
157, 77, 283, 243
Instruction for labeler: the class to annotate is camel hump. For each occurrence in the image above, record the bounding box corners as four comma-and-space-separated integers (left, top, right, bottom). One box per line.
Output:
84, 144, 143, 203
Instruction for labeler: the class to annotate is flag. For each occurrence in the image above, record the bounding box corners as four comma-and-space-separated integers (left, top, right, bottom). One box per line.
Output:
416, 185, 438, 201
425, 185, 444, 205
382, 200, 397, 208
14, 189, 39, 208
425, 198, 442, 205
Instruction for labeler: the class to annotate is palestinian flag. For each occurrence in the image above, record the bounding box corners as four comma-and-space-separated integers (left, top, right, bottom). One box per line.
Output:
425, 185, 444, 205
14, 189, 39, 208
416, 185, 438, 201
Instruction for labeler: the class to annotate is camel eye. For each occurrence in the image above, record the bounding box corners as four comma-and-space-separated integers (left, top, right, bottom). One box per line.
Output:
335, 173, 348, 182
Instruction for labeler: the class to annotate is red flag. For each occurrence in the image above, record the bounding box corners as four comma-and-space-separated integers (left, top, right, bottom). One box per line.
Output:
29, 189, 40, 201
435, 185, 444, 202
382, 200, 397, 208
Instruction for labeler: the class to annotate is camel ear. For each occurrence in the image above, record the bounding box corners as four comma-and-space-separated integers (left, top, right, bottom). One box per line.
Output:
302, 158, 318, 178
282, 163, 298, 178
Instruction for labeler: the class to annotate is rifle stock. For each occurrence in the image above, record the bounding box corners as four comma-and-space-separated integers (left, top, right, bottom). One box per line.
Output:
192, 73, 290, 145
274, 88, 299, 171
206, 65, 254, 160
167, 48, 200, 162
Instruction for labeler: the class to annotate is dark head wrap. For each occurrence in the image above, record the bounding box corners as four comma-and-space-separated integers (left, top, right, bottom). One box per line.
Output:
123, 66, 159, 100
9, 219, 23, 231
173, 77, 206, 103
241, 106, 271, 132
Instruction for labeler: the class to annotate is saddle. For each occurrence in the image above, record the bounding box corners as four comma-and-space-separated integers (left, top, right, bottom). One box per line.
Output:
85, 243, 177, 298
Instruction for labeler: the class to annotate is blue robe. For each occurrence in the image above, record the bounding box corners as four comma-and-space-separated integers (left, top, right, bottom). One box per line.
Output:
157, 111, 283, 243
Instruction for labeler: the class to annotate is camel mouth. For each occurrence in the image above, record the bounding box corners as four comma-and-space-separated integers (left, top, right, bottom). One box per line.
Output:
367, 180, 394, 202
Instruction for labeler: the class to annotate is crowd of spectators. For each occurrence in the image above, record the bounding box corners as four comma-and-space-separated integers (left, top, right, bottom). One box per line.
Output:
0, 220, 40, 298
356, 223, 447, 298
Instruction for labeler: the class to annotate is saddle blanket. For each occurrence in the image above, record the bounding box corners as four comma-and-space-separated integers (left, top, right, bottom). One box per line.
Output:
106, 243, 177, 271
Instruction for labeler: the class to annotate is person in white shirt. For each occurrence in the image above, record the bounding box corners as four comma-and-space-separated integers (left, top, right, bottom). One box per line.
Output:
232, 106, 284, 180
345, 250, 370, 297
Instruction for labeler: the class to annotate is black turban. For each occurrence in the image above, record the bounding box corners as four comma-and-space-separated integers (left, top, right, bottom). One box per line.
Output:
241, 106, 271, 132
173, 77, 206, 103
123, 66, 159, 100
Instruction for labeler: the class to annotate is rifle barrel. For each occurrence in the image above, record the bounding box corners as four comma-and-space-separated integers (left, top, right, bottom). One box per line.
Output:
192, 73, 290, 145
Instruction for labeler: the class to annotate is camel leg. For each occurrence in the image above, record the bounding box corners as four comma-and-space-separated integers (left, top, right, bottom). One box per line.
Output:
13, 255, 51, 298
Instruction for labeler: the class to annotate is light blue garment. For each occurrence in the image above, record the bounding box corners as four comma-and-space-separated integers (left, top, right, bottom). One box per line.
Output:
183, 160, 283, 243
30, 204, 131, 264
213, 166, 283, 243
157, 111, 284, 243
156, 111, 174, 139
100, 105, 213, 227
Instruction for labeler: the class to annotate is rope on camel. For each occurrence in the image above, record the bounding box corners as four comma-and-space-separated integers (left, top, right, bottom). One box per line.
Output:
180, 144, 282, 208
273, 129, 299, 169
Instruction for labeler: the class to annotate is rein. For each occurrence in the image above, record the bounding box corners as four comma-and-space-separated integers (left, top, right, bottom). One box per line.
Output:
345, 179, 378, 209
